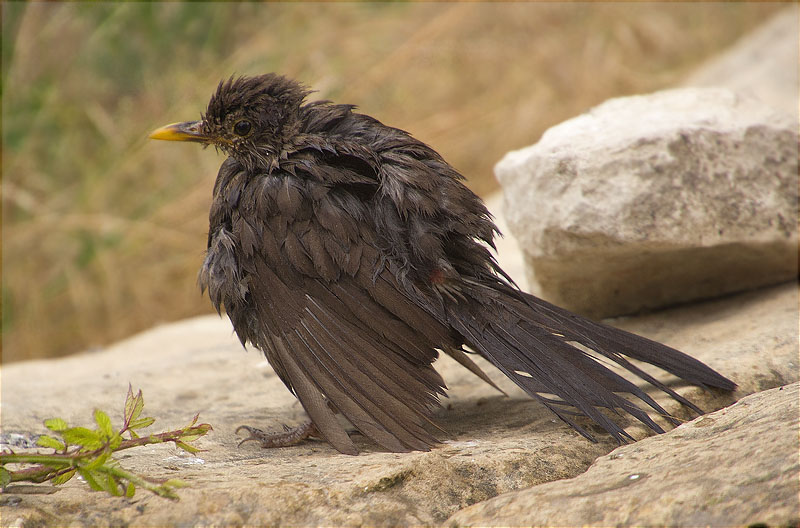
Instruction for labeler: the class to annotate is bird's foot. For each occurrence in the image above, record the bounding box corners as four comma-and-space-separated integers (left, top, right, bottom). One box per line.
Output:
236, 420, 319, 448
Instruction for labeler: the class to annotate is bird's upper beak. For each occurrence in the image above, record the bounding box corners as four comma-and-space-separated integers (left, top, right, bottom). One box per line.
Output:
149, 120, 209, 143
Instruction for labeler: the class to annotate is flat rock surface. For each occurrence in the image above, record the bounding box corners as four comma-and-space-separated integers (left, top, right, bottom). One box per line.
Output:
1, 279, 796, 526
448, 382, 800, 528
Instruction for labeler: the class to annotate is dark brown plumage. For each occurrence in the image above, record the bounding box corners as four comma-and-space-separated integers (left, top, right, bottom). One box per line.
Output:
150, 73, 736, 455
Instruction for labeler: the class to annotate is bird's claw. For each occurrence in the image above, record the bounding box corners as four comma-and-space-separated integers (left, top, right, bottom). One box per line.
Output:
235, 425, 265, 447
235, 420, 318, 449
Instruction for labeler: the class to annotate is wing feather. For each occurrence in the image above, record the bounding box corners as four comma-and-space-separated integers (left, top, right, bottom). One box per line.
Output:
243, 216, 448, 453
271, 335, 358, 455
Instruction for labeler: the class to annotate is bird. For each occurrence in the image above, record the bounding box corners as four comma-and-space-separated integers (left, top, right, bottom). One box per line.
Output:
150, 73, 736, 455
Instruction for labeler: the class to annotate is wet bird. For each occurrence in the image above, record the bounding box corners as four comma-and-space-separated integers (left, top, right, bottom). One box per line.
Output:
150, 73, 735, 455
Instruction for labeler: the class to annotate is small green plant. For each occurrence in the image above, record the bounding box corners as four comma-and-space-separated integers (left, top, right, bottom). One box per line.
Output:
0, 385, 212, 500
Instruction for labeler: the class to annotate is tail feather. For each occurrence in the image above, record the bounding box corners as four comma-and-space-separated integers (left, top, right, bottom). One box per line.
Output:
447, 279, 736, 442
518, 290, 737, 391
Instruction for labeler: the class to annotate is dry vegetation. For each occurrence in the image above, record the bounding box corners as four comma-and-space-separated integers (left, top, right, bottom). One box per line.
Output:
1, 3, 783, 363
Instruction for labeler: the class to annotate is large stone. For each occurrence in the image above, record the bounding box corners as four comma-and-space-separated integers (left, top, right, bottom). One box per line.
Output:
1, 281, 796, 526
447, 382, 800, 527
496, 87, 798, 318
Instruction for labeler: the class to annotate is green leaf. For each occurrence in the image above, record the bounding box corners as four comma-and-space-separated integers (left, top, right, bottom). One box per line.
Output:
124, 384, 135, 422
178, 433, 203, 444
125, 481, 136, 498
78, 468, 104, 491
84, 451, 111, 470
0, 467, 11, 488
180, 423, 212, 443
62, 427, 104, 449
108, 432, 122, 450
94, 409, 114, 438
132, 392, 145, 421
52, 469, 76, 485
105, 473, 121, 496
44, 417, 69, 432
175, 441, 199, 454
128, 417, 155, 430
37, 434, 67, 451
125, 387, 145, 424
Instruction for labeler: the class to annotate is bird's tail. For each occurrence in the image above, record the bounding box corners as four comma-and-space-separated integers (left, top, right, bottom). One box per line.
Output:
445, 279, 736, 442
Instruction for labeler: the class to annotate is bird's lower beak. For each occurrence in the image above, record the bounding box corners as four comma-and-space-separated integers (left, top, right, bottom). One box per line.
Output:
149, 120, 209, 143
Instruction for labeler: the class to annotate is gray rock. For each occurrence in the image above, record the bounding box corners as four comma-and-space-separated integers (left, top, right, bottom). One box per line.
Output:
496, 87, 798, 318
447, 382, 800, 528
1, 280, 795, 526
485, 191, 528, 292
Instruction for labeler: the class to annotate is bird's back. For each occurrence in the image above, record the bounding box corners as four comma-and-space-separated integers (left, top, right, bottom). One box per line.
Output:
293, 102, 505, 292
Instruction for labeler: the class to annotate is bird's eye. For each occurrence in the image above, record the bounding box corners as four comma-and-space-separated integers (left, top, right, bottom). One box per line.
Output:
233, 120, 252, 136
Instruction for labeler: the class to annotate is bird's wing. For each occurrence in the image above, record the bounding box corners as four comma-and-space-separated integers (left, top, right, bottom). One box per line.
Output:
232, 175, 454, 454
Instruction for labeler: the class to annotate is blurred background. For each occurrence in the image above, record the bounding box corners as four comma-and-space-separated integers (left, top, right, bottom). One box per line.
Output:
1, 2, 785, 363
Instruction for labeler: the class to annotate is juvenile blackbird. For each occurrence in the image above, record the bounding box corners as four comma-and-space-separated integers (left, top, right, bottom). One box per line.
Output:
150, 73, 736, 455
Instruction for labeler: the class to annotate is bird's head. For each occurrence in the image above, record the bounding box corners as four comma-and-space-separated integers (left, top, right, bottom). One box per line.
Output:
150, 73, 311, 168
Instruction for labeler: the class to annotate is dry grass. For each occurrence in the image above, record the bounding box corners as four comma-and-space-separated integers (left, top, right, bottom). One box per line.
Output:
1, 2, 783, 363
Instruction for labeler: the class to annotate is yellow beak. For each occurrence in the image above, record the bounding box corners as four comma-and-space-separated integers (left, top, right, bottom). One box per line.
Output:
149, 120, 209, 143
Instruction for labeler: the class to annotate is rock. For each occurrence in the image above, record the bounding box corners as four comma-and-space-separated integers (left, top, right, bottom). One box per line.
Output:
1, 279, 796, 526
684, 7, 799, 118
496, 87, 798, 318
484, 191, 528, 291
447, 382, 800, 527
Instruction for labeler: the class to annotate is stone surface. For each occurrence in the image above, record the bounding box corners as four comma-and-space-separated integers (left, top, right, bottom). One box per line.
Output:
684, 7, 799, 118
485, 191, 528, 292
448, 382, 800, 528
1, 279, 796, 526
496, 87, 798, 318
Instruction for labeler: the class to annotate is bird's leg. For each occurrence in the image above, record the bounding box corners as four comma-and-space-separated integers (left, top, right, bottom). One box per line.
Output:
236, 420, 319, 449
